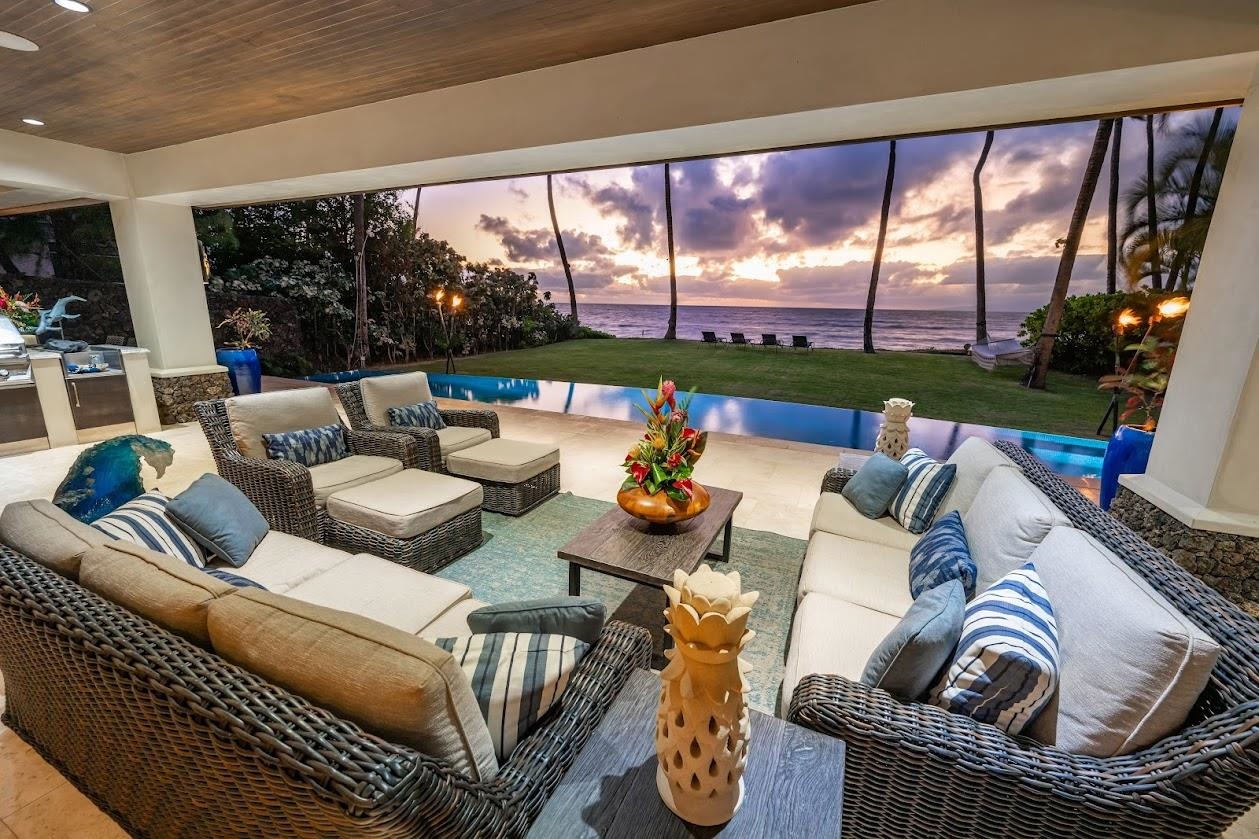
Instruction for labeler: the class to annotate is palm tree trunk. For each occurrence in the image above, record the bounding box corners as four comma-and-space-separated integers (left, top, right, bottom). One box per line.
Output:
1027, 120, 1114, 389
349, 193, 370, 370
1106, 118, 1123, 294
863, 140, 896, 354
664, 163, 679, 340
973, 130, 994, 344
1169, 107, 1224, 291
547, 174, 578, 323
410, 185, 422, 238
1145, 115, 1163, 290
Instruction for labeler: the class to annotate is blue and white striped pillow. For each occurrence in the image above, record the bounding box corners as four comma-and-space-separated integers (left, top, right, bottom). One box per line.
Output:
434, 632, 589, 761
92, 492, 207, 569
889, 448, 957, 534
387, 400, 446, 430
262, 423, 347, 467
931, 562, 1059, 735
909, 511, 977, 599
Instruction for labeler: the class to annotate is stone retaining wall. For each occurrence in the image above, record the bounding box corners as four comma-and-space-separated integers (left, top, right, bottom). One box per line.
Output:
152, 372, 232, 425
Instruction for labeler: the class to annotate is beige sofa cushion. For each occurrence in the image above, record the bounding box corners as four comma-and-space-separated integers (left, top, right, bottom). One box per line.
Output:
360, 372, 432, 427
326, 469, 482, 539
446, 439, 560, 484
419, 598, 490, 640
207, 589, 498, 781
810, 491, 920, 551
781, 591, 901, 715
284, 553, 472, 634
79, 541, 236, 647
224, 388, 343, 460
935, 437, 1018, 520
964, 467, 1070, 590
798, 531, 913, 617
1027, 527, 1221, 757
308, 455, 403, 505
0, 499, 110, 580
436, 426, 493, 460
223, 530, 352, 593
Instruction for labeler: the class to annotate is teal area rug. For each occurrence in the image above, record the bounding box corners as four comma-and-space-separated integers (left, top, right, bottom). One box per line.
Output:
436, 493, 806, 714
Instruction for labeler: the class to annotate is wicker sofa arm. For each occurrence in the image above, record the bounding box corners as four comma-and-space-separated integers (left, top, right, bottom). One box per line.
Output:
346, 427, 422, 467
440, 408, 501, 438
218, 450, 320, 541
820, 467, 856, 494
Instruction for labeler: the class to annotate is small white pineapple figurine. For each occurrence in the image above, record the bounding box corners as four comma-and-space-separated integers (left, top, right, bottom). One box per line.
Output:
656, 564, 758, 826
875, 397, 915, 460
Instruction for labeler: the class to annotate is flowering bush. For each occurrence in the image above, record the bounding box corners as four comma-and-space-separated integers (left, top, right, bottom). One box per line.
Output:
0, 286, 40, 330
622, 377, 708, 501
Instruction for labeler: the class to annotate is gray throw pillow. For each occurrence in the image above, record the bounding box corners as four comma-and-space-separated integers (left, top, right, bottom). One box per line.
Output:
841, 452, 910, 519
167, 474, 270, 568
467, 597, 606, 644
861, 579, 965, 700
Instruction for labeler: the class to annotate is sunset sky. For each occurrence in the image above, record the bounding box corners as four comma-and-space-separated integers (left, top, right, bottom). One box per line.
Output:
415, 106, 1236, 314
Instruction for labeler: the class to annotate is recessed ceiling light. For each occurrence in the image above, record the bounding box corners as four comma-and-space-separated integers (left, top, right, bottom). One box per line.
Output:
0, 31, 39, 51
54, 0, 91, 11
22, 118, 45, 126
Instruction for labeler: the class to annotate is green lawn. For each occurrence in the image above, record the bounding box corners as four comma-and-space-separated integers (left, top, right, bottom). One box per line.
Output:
408, 339, 1109, 439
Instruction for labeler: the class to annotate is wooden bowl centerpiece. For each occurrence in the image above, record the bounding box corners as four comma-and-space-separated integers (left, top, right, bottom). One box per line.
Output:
618, 377, 709, 525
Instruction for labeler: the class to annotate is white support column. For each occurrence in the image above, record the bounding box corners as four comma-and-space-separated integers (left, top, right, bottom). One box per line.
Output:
109, 198, 222, 376
1122, 66, 1259, 537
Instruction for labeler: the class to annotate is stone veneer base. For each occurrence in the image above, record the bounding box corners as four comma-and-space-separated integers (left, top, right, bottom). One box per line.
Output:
151, 372, 232, 425
1110, 485, 1259, 617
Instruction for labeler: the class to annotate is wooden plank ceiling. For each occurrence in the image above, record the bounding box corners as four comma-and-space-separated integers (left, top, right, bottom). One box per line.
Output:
2, 0, 872, 154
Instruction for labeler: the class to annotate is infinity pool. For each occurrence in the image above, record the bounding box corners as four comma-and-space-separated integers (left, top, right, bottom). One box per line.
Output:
308, 370, 1106, 478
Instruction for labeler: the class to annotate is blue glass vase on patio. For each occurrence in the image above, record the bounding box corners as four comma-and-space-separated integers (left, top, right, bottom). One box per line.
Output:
1099, 424, 1155, 511
216, 347, 262, 395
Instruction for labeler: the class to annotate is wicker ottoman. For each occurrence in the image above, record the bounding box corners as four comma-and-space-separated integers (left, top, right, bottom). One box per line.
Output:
445, 439, 561, 516
323, 469, 483, 572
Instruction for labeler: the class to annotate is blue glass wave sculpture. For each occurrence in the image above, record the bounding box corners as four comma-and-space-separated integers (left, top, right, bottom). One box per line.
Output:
53, 435, 175, 523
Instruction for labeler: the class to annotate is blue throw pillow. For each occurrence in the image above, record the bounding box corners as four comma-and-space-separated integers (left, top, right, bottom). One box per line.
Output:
862, 579, 965, 700
909, 511, 977, 600
388, 400, 446, 430
841, 452, 909, 519
91, 492, 207, 569
931, 563, 1060, 735
467, 597, 607, 644
888, 448, 957, 534
204, 568, 267, 590
167, 473, 270, 568
262, 423, 347, 467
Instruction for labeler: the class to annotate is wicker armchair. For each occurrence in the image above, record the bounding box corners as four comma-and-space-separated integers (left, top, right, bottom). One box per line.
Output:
337, 378, 499, 473
0, 546, 652, 837
794, 442, 1259, 839
195, 398, 419, 542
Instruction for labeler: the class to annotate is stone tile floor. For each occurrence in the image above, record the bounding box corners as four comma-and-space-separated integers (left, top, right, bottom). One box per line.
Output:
0, 393, 1253, 837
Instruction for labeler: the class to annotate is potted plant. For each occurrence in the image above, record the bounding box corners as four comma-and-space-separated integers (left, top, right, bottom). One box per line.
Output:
216, 308, 272, 396
618, 377, 710, 525
1096, 296, 1190, 510
0, 286, 41, 335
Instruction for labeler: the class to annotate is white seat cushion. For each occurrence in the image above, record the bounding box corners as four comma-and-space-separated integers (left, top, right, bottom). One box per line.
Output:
284, 553, 472, 634
810, 491, 920, 551
223, 530, 353, 594
437, 426, 493, 459
798, 531, 913, 617
418, 598, 491, 640
964, 467, 1070, 590
935, 437, 1019, 520
326, 469, 483, 539
224, 388, 342, 460
781, 592, 902, 715
360, 373, 433, 427
308, 455, 404, 505
446, 439, 560, 484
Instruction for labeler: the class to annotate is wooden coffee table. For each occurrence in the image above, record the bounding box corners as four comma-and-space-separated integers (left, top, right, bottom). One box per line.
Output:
558, 486, 743, 596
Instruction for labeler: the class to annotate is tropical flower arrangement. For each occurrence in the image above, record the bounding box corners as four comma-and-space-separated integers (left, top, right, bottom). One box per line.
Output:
0, 285, 41, 331
1098, 296, 1190, 430
622, 377, 708, 503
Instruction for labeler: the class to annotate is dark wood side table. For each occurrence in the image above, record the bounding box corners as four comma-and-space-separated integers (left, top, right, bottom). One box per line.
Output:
527, 669, 844, 838
558, 486, 743, 596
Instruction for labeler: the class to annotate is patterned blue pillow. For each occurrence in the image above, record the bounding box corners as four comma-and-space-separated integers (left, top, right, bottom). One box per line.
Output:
387, 400, 446, 430
931, 563, 1059, 736
889, 448, 957, 534
909, 511, 977, 599
204, 568, 267, 590
262, 423, 347, 467
92, 492, 207, 569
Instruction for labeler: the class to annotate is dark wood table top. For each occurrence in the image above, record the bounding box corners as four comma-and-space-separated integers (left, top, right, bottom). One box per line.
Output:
527, 669, 845, 838
557, 486, 743, 588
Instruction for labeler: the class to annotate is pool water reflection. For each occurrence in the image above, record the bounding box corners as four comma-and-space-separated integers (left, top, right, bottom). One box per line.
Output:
308, 371, 1106, 479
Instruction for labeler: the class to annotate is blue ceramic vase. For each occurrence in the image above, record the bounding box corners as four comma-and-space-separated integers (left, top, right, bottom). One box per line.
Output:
216, 347, 262, 396
1099, 425, 1155, 511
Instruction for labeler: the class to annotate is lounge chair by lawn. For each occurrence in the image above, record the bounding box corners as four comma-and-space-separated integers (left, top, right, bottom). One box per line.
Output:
730, 332, 750, 345
761, 334, 782, 348
701, 331, 725, 344
969, 337, 1034, 371
792, 335, 813, 350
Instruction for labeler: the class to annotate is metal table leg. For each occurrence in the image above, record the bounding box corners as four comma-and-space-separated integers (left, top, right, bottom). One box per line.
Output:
568, 563, 581, 596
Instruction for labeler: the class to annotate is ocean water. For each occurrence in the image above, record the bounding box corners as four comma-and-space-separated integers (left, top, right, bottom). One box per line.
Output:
575, 304, 1030, 351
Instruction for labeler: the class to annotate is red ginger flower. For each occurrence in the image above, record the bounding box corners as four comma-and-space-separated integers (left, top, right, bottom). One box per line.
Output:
630, 462, 649, 485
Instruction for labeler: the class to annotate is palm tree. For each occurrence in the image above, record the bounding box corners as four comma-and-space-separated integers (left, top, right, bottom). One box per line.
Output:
863, 140, 896, 354
547, 174, 578, 323
972, 130, 995, 344
410, 185, 422, 238
1026, 120, 1114, 389
349, 192, 370, 369
1168, 107, 1224, 290
1143, 114, 1168, 289
663, 163, 679, 340
1106, 119, 1123, 294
